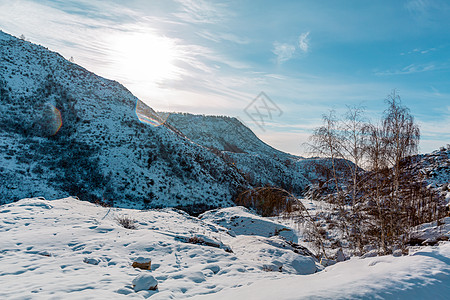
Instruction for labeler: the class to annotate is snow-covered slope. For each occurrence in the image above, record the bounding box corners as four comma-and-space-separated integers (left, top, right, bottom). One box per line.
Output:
166, 113, 311, 194
0, 31, 254, 210
1, 197, 448, 299
196, 242, 450, 299
0, 197, 319, 299
404, 146, 450, 202
166, 113, 291, 157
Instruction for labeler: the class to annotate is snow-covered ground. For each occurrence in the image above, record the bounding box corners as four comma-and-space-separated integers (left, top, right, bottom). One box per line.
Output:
197, 242, 450, 299
0, 197, 319, 299
1, 197, 449, 299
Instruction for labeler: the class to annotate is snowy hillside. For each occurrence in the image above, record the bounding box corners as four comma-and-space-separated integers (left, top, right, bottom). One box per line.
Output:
404, 145, 450, 201
0, 197, 448, 299
0, 31, 254, 210
166, 113, 311, 194
166, 113, 292, 157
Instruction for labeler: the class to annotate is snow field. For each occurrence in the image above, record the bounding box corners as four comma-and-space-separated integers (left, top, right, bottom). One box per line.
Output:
0, 197, 320, 299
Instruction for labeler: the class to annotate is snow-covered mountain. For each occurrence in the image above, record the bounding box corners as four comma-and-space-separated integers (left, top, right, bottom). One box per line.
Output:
166, 113, 311, 193
0, 31, 252, 210
0, 31, 315, 210
1, 29, 447, 212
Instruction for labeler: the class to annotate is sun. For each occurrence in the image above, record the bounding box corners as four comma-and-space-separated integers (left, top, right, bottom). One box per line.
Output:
109, 31, 180, 96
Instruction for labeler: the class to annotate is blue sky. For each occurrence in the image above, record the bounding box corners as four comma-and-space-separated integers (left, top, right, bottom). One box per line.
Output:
0, 0, 449, 155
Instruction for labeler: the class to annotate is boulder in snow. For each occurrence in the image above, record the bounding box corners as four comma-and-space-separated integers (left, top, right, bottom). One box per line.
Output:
132, 273, 158, 292
290, 256, 318, 274
83, 257, 100, 265
132, 257, 151, 270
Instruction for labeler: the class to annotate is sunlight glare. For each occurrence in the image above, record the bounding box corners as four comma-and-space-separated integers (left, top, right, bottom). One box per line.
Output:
109, 31, 181, 124
111, 31, 180, 83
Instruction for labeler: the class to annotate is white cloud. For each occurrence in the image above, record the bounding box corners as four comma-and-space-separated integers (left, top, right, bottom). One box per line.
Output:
272, 31, 310, 64
405, 0, 430, 13
374, 63, 440, 75
173, 0, 229, 24
298, 31, 310, 52
402, 47, 437, 55
417, 115, 450, 152
404, 0, 450, 24
196, 30, 249, 45
404, 0, 443, 15
272, 42, 296, 63
0, 0, 256, 113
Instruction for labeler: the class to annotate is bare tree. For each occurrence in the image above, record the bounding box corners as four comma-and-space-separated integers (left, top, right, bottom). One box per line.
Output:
382, 90, 420, 196
308, 111, 350, 241
309, 111, 347, 197
308, 109, 364, 252
362, 122, 390, 253
337, 106, 369, 252
381, 90, 420, 246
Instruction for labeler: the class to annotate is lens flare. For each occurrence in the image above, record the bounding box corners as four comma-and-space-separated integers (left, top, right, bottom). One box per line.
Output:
135, 99, 170, 127
51, 106, 62, 135
41, 103, 62, 136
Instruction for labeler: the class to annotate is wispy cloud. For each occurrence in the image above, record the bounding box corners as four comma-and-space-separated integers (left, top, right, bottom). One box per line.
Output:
272, 42, 296, 64
375, 63, 441, 75
404, 0, 450, 24
404, 0, 448, 15
258, 131, 312, 156
298, 31, 310, 52
400, 47, 437, 55
0, 0, 254, 112
405, 0, 433, 14
272, 31, 310, 64
173, 0, 229, 24
196, 30, 249, 45
418, 114, 450, 151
